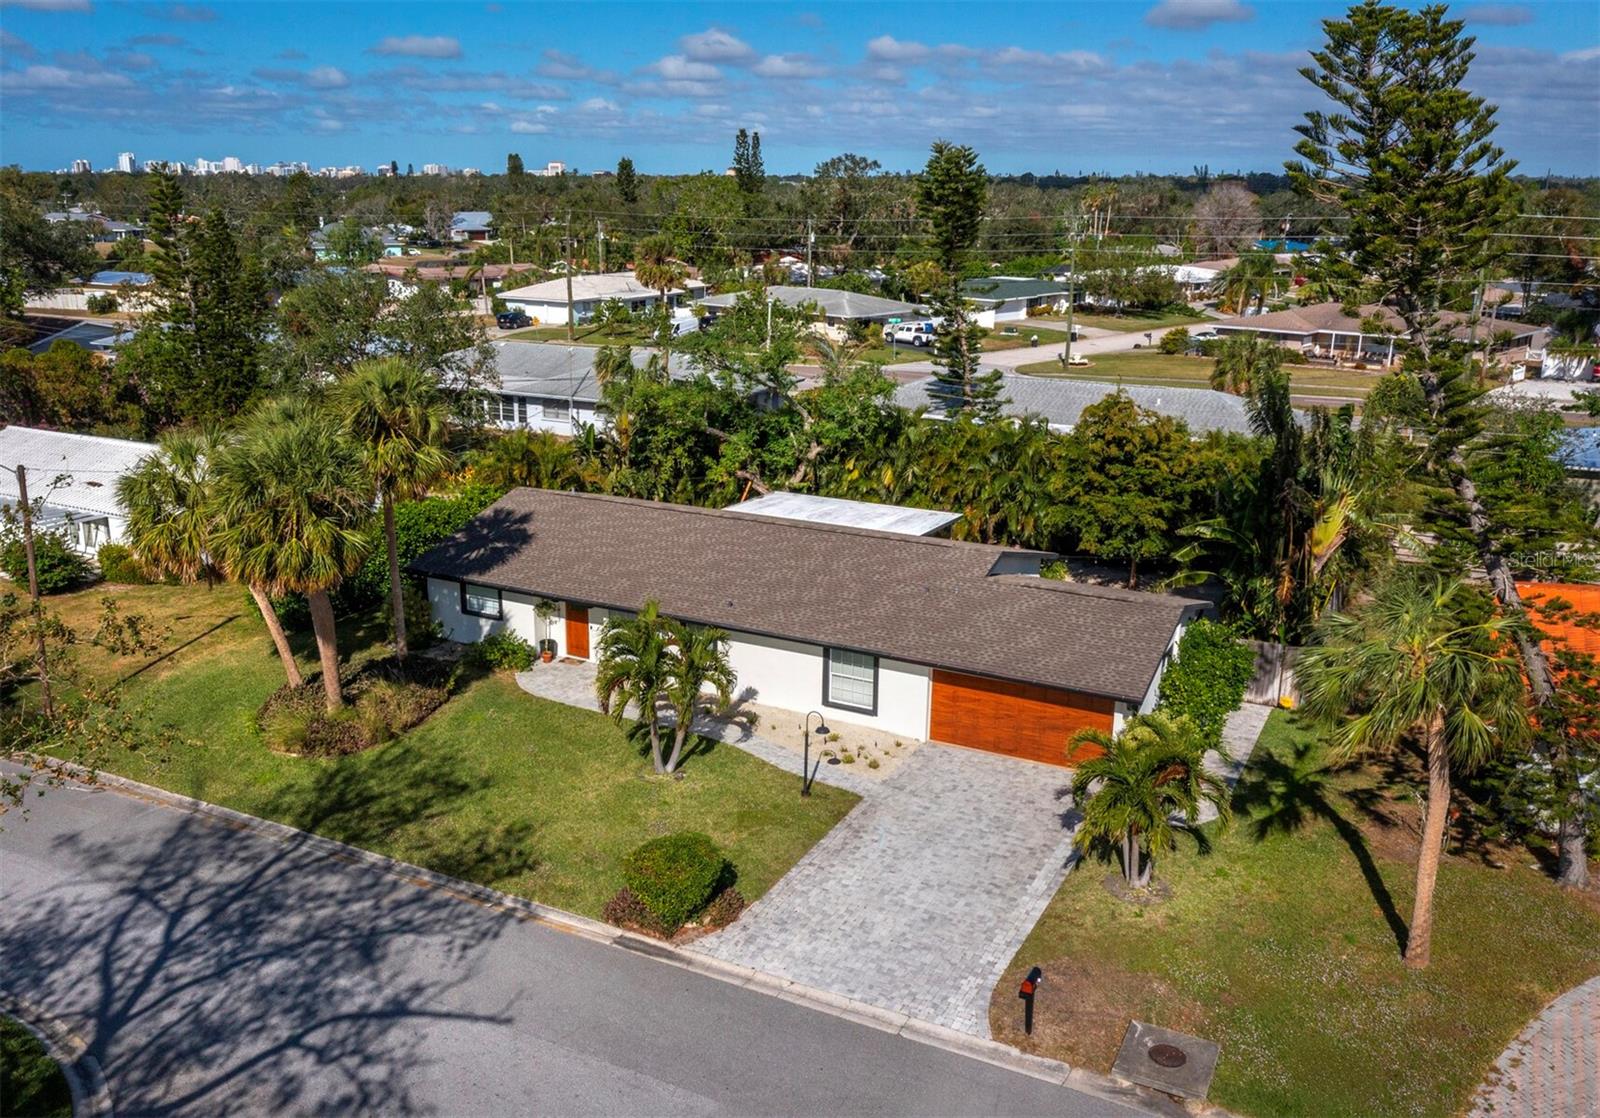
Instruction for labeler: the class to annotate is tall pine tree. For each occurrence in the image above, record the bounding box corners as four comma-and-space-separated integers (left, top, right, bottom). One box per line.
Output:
917, 141, 1002, 417
1289, 0, 1584, 888
616, 157, 638, 204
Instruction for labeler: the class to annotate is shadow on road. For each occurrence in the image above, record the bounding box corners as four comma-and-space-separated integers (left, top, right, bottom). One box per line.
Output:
1, 805, 519, 1116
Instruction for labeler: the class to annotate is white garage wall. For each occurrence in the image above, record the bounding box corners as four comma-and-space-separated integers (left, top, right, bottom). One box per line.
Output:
723, 630, 930, 741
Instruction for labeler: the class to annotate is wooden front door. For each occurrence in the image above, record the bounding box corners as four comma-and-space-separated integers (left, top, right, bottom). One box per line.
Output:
565, 605, 589, 659
928, 670, 1114, 767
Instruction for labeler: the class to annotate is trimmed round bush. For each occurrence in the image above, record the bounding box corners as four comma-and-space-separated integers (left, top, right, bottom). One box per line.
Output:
96, 542, 148, 584
620, 832, 728, 931
467, 631, 536, 672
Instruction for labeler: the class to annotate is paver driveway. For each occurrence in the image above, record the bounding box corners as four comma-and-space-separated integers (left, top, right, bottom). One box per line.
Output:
692, 742, 1079, 1036
1470, 975, 1600, 1118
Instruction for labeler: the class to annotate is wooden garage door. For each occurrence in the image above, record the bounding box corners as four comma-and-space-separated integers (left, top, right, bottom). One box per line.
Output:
565, 605, 589, 659
929, 670, 1114, 767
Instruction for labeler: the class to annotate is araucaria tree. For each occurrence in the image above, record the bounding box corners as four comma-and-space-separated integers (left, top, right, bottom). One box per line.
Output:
211, 407, 375, 712
1297, 574, 1528, 969
1068, 712, 1231, 889
1288, 0, 1581, 885
334, 358, 452, 660
917, 141, 1002, 417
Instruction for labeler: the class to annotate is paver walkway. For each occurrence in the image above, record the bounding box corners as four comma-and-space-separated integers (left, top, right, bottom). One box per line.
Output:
1470, 975, 1600, 1118
1196, 703, 1272, 825
693, 743, 1078, 1036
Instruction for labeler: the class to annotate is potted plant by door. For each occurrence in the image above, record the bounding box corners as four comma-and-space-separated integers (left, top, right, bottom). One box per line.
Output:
534, 599, 559, 662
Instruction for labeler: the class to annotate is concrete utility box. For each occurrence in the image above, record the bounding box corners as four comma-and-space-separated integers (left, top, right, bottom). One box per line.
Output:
1111, 1020, 1220, 1100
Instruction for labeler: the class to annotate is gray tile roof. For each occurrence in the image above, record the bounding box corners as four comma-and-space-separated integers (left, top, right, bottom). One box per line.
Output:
409, 489, 1200, 702
895, 372, 1259, 437
481, 341, 696, 404
698, 285, 924, 322
0, 425, 156, 519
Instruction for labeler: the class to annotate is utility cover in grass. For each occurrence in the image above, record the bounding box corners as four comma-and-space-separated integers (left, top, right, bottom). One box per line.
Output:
1111, 1020, 1219, 1100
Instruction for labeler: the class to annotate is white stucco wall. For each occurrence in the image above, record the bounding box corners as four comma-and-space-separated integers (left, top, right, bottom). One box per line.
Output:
489, 396, 601, 435
720, 630, 931, 741
426, 577, 565, 650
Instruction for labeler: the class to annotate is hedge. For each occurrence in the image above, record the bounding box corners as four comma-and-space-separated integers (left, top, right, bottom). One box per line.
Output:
0, 528, 91, 594
620, 832, 729, 931
97, 543, 148, 584
1156, 618, 1257, 749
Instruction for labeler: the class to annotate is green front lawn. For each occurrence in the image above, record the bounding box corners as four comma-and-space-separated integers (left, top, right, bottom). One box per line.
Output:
1065, 309, 1210, 333
0, 1017, 71, 1118
990, 711, 1600, 1117
41, 583, 856, 918
1017, 351, 1378, 401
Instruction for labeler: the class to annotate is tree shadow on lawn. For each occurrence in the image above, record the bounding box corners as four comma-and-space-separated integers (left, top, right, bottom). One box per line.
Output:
620, 718, 723, 771
259, 738, 538, 888
1, 807, 519, 1117
1235, 739, 1411, 955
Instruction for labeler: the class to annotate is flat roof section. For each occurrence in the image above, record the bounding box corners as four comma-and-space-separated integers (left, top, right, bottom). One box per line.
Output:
726, 492, 960, 536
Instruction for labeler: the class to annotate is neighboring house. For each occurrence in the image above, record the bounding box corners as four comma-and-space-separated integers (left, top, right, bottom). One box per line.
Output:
411, 489, 1203, 763
0, 426, 156, 554
44, 209, 145, 242
696, 285, 925, 326
894, 371, 1261, 438
959, 277, 1072, 327
366, 261, 539, 299
498, 271, 709, 327
1212, 301, 1541, 367
477, 340, 695, 435
25, 318, 135, 357
450, 211, 495, 242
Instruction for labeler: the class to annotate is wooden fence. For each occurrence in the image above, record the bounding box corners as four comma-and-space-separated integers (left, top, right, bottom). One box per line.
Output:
1242, 640, 1303, 706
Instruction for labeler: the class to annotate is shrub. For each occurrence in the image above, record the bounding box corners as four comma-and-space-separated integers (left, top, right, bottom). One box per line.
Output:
601, 886, 673, 937
257, 656, 453, 755
333, 487, 501, 616
86, 292, 119, 314
620, 832, 729, 932
0, 523, 91, 594
1158, 326, 1191, 355
467, 630, 536, 672
1157, 618, 1257, 749
96, 542, 147, 584
701, 887, 747, 929
263, 707, 314, 753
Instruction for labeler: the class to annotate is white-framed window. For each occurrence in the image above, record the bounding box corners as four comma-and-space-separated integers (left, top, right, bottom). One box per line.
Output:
461, 581, 502, 619
495, 395, 527, 426
542, 397, 570, 423
824, 647, 878, 715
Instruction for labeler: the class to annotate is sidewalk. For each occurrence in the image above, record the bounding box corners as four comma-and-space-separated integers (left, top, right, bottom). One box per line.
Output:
1470, 975, 1600, 1118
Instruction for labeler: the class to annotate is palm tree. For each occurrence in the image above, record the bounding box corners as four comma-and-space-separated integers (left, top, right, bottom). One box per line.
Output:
1212, 250, 1279, 315
1210, 331, 1284, 395
595, 600, 674, 773
1297, 574, 1529, 969
333, 358, 451, 659
633, 234, 687, 373
1068, 712, 1232, 888
211, 407, 375, 712
118, 429, 304, 688
662, 620, 736, 775
469, 429, 588, 492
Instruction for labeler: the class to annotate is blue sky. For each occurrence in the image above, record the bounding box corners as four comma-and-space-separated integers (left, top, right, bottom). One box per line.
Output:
1, 0, 1596, 175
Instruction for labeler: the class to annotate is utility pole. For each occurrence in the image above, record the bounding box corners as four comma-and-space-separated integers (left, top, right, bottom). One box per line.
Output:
15, 464, 52, 718
1062, 216, 1085, 369
597, 218, 605, 274
806, 220, 814, 288
564, 211, 575, 342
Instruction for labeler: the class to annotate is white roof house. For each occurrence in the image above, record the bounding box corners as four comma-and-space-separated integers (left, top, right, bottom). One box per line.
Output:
475, 341, 697, 435
724, 492, 960, 536
499, 271, 709, 327
0, 426, 156, 554
697, 285, 925, 324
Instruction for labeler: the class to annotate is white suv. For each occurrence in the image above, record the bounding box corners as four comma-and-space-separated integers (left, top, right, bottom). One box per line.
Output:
885, 320, 937, 347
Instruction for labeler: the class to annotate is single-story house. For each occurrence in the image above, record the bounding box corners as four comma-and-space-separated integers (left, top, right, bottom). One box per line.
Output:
450, 211, 495, 242
1212, 301, 1541, 367
696, 285, 925, 326
365, 261, 539, 299
45, 210, 145, 242
499, 271, 709, 327
959, 277, 1073, 327
0, 426, 156, 554
1559, 427, 1600, 521
723, 492, 960, 536
410, 489, 1204, 763
26, 319, 135, 357
478, 341, 695, 435
894, 371, 1261, 438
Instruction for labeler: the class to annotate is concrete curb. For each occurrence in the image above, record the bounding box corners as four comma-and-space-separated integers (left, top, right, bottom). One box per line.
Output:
0, 990, 115, 1118
39, 762, 1220, 1117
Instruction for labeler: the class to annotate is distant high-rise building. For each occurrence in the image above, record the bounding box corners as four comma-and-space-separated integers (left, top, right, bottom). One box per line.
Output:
221, 155, 244, 173
71, 158, 92, 174
421, 163, 448, 176
141, 159, 169, 173
538, 160, 566, 177
115, 152, 136, 173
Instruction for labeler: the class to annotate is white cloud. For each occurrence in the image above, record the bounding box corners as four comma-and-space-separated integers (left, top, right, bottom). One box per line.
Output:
648, 54, 720, 81
0, 0, 92, 10
679, 28, 755, 64
866, 34, 930, 63
752, 53, 826, 79
510, 119, 547, 134
367, 35, 461, 59
1458, 3, 1535, 26
305, 65, 347, 89
0, 29, 36, 55
1143, 0, 1254, 31
580, 96, 620, 113
1560, 45, 1600, 62
1, 64, 133, 89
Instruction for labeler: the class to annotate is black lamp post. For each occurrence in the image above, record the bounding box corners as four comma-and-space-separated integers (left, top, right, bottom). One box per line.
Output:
802, 710, 830, 797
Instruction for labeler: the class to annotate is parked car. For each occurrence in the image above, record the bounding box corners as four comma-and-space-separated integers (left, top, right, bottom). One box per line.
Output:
1190, 328, 1220, 342
885, 320, 936, 347
496, 310, 531, 330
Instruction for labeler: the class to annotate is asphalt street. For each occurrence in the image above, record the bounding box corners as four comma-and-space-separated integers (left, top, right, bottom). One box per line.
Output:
0, 775, 1142, 1117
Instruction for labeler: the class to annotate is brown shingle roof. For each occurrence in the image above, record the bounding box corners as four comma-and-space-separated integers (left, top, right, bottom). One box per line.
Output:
1214, 301, 1539, 343
409, 489, 1200, 703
